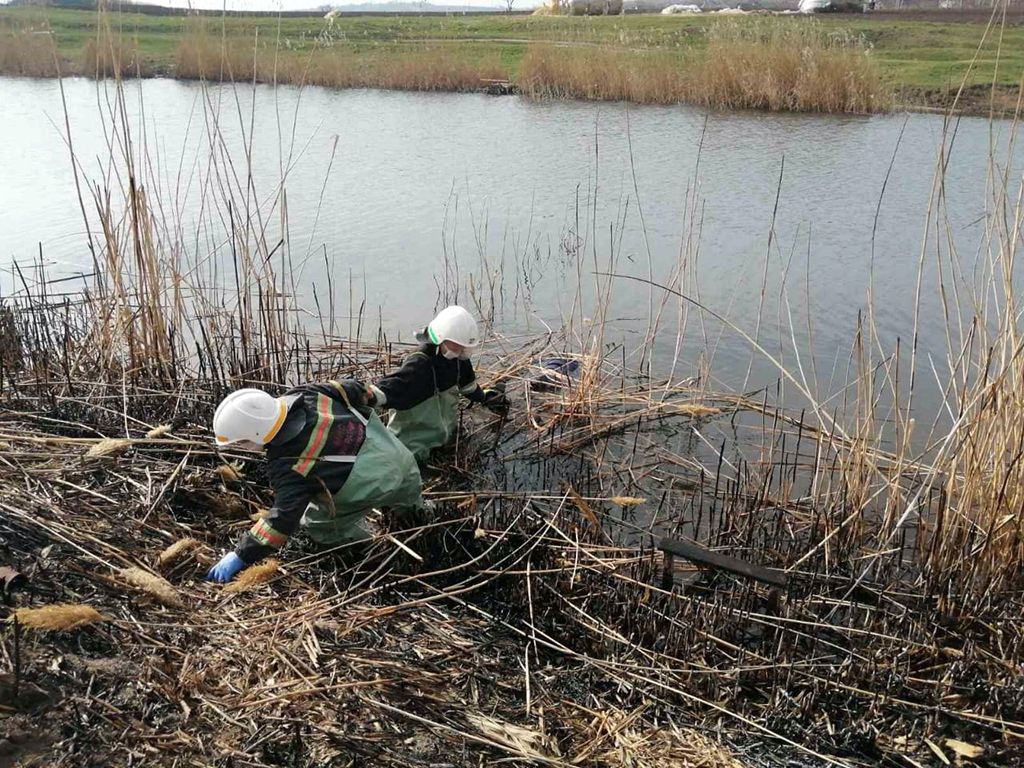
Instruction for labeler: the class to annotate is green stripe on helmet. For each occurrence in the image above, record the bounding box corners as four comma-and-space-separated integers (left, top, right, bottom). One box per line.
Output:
427, 325, 441, 345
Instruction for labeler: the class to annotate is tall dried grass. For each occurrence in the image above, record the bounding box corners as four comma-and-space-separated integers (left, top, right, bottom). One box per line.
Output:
518, 19, 881, 113
517, 46, 689, 104
698, 20, 881, 112
83, 34, 141, 79
292, 47, 506, 92
174, 29, 504, 93
173, 30, 250, 81
0, 31, 60, 77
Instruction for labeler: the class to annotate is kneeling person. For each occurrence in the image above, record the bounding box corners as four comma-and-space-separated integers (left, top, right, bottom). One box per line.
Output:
370, 305, 508, 462
207, 380, 424, 583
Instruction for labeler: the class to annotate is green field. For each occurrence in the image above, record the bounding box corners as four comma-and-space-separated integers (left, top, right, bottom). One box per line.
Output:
2, 5, 1022, 112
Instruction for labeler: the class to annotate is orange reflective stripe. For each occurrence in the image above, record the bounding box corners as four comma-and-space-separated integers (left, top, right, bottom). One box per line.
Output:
250, 519, 287, 548
292, 394, 334, 476
262, 401, 288, 444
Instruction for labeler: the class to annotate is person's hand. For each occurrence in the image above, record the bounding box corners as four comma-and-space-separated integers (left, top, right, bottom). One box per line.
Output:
482, 387, 509, 414
207, 552, 245, 583
334, 378, 370, 408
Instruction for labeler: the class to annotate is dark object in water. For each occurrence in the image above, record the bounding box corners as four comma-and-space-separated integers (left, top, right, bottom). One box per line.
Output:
481, 79, 516, 96
530, 358, 579, 392
658, 537, 789, 588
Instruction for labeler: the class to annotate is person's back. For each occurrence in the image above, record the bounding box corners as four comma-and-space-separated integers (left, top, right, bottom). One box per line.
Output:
207, 380, 423, 582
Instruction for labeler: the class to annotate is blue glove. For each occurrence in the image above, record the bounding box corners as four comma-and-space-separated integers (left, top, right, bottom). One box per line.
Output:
207, 552, 245, 583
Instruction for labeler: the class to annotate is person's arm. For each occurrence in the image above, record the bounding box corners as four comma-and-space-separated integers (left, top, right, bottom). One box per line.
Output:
459, 359, 508, 413
373, 352, 435, 411
458, 357, 486, 403
234, 462, 318, 565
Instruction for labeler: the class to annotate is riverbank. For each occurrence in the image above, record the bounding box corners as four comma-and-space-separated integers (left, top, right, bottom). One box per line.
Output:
1, 6, 1022, 115
3, 291, 1022, 768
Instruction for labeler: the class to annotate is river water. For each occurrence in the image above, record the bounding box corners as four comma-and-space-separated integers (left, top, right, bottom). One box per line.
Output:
2, 76, 1022, 424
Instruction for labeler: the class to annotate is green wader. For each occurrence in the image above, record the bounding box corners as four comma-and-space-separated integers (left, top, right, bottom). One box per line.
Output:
387, 353, 460, 462
303, 408, 424, 546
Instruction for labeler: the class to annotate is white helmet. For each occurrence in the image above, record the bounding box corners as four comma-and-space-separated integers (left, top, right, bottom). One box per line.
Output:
423, 305, 480, 349
213, 388, 287, 446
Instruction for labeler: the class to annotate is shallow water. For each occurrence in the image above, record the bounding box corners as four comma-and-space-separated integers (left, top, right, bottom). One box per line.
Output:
2, 77, 1022, 425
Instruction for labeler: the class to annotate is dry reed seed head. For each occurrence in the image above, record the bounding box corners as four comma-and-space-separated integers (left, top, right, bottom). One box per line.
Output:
568, 487, 601, 530
223, 559, 280, 593
12, 603, 105, 632
157, 537, 200, 568
216, 463, 244, 483
249, 507, 272, 522
85, 437, 132, 459
610, 496, 646, 507
676, 404, 722, 418
145, 424, 173, 439
119, 567, 184, 608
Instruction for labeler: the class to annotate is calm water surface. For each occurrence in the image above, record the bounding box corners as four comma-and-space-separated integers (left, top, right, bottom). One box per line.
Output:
2, 77, 1022, 423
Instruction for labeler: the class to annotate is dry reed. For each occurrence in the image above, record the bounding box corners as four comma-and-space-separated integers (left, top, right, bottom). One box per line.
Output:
119, 567, 183, 608
517, 20, 880, 113
83, 34, 140, 79
174, 29, 504, 93
609, 496, 645, 507
13, 604, 105, 632
215, 463, 244, 483
157, 538, 199, 568
84, 437, 132, 458
223, 559, 280, 593
698, 20, 881, 112
464, 713, 561, 760
0, 30, 59, 77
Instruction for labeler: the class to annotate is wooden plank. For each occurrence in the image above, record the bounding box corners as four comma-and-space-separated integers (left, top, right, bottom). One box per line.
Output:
658, 537, 788, 588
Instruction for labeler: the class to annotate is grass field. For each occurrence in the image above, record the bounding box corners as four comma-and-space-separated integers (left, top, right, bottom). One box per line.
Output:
1, 5, 1022, 112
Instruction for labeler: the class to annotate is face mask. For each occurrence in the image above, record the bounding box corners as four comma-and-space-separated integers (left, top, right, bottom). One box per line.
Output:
442, 348, 460, 360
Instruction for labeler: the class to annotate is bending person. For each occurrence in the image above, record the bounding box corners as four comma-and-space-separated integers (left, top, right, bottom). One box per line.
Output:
207, 380, 423, 583
368, 305, 508, 462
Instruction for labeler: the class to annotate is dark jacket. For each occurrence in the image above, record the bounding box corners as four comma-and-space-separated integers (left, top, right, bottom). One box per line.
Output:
374, 344, 485, 410
235, 381, 371, 565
